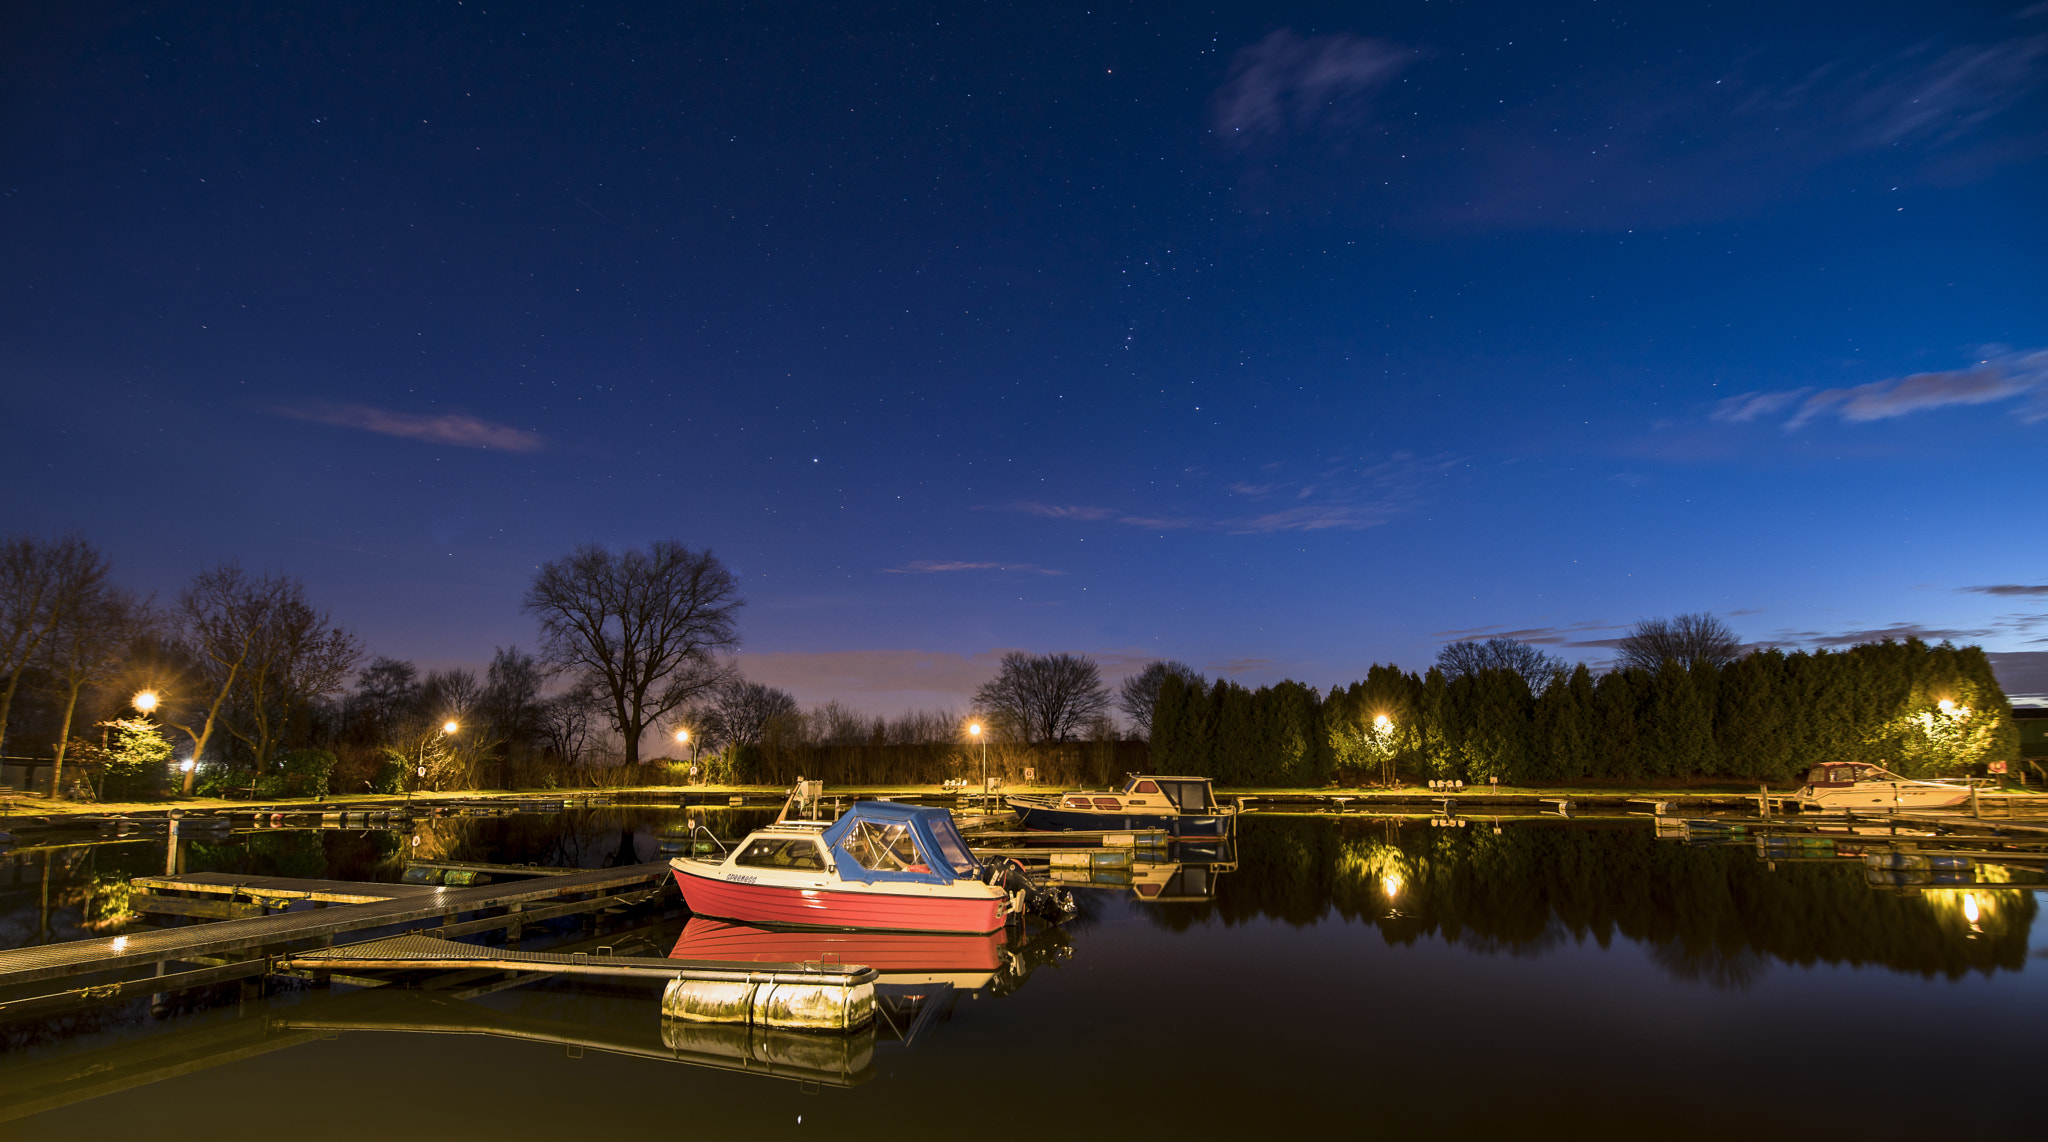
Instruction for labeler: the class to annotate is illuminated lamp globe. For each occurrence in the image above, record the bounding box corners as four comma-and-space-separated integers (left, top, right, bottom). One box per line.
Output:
133, 690, 160, 713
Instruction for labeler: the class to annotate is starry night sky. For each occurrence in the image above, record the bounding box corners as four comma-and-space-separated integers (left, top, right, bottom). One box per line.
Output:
4, 1, 2045, 713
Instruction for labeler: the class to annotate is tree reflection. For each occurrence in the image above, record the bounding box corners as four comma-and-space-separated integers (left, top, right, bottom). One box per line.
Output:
1144, 816, 2037, 985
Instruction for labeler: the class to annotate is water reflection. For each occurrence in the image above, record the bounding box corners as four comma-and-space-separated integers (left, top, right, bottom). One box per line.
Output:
1146, 816, 2038, 983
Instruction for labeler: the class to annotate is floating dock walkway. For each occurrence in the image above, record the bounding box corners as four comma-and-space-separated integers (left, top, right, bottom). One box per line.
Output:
0, 862, 673, 1019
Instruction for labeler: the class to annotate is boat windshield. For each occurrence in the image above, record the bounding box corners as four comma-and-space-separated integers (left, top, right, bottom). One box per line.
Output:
923, 819, 980, 876
837, 820, 929, 874
732, 837, 826, 871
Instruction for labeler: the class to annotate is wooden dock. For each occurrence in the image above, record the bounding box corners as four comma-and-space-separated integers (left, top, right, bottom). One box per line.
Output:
0, 862, 674, 1019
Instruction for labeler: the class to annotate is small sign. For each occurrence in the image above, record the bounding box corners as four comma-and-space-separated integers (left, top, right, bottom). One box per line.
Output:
1023, 767, 1036, 781
417, 766, 427, 778
1990, 760, 2008, 774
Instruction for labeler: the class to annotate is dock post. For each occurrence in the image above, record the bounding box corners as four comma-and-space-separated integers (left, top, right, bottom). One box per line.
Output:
1971, 786, 1981, 819
1758, 784, 1770, 818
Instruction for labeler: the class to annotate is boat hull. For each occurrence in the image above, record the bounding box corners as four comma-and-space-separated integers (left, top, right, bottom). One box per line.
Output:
1797, 784, 1971, 810
1009, 800, 1234, 838
671, 861, 1007, 935
672, 918, 1007, 986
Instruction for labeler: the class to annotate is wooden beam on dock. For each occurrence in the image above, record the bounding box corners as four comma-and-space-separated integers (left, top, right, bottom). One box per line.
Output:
0, 862, 672, 990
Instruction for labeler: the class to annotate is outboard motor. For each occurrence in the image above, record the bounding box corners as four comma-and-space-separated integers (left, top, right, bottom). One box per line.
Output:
981, 858, 1077, 924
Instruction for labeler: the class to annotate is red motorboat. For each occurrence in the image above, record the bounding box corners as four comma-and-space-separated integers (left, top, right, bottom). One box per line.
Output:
671, 800, 1047, 935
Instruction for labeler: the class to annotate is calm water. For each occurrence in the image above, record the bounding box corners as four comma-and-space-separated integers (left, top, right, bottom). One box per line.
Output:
2, 809, 2043, 1139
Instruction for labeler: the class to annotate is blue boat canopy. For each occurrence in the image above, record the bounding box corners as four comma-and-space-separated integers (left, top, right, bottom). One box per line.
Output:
819, 801, 982, 886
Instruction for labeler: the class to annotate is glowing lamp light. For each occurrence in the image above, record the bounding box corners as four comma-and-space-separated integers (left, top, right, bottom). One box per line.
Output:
969, 723, 982, 737
133, 690, 159, 713
1938, 699, 1955, 713
442, 721, 459, 734
1381, 873, 1403, 899
675, 729, 690, 744
1963, 893, 1980, 925
180, 759, 195, 773
1373, 714, 1392, 732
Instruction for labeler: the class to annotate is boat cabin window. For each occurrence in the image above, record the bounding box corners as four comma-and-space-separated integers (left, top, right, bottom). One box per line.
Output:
733, 837, 827, 871
838, 820, 929, 874
923, 820, 979, 876
1155, 780, 1212, 812
1130, 780, 1160, 794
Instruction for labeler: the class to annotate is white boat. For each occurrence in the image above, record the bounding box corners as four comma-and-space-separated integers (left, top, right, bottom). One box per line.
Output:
1793, 763, 1972, 811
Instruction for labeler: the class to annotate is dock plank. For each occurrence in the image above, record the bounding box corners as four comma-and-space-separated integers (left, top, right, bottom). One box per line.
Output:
0, 862, 671, 989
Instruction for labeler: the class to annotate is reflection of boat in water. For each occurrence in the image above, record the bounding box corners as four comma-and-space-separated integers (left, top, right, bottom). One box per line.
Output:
1794, 763, 1972, 811
670, 917, 1073, 997
1006, 775, 1237, 837
672, 917, 1010, 988
671, 801, 1070, 934
1046, 841, 1236, 903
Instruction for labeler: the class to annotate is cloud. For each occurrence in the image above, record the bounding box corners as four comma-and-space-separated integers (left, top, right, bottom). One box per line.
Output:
1211, 30, 1416, 143
1211, 657, 1279, 676
734, 647, 1169, 714
1776, 622, 1993, 648
1987, 651, 2048, 699
1013, 453, 1456, 536
1962, 584, 2048, 597
278, 403, 544, 451
1213, 24, 2048, 231
884, 560, 1065, 576
1712, 347, 2048, 429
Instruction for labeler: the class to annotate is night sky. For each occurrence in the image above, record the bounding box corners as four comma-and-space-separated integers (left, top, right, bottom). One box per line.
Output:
5, 1, 2045, 713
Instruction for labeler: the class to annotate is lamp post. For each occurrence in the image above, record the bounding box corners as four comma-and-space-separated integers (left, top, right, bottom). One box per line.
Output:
408, 721, 457, 811
969, 722, 986, 799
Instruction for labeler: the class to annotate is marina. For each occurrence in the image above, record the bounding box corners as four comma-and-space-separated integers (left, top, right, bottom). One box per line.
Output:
3, 793, 2044, 1137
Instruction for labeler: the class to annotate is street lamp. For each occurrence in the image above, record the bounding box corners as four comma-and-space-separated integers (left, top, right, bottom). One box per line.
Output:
133, 690, 160, 713
407, 721, 457, 811
969, 722, 986, 798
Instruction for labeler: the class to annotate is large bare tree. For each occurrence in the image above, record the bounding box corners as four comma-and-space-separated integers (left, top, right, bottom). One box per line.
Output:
221, 583, 362, 785
1435, 637, 1567, 682
0, 535, 112, 760
162, 563, 334, 794
1614, 613, 1743, 672
523, 541, 742, 766
42, 586, 153, 797
974, 652, 1111, 743
1116, 660, 1203, 737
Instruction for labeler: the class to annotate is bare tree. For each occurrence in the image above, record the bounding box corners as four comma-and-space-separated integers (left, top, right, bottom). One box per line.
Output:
42, 587, 153, 797
973, 652, 1111, 743
160, 564, 261, 794
538, 685, 599, 766
1435, 638, 1567, 682
0, 535, 112, 760
701, 678, 799, 747
523, 541, 743, 766
1116, 660, 1204, 737
219, 576, 363, 786
1614, 613, 1743, 672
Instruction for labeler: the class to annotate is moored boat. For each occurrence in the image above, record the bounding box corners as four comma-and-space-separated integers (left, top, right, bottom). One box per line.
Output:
670, 799, 1073, 934
1006, 774, 1237, 837
1793, 763, 1973, 811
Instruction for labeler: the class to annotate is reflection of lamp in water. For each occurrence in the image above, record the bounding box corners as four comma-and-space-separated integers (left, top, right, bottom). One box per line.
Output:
1964, 893, 1981, 926
1381, 872, 1402, 899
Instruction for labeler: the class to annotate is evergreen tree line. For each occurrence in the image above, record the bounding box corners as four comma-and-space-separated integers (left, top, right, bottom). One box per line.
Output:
1151, 639, 2018, 786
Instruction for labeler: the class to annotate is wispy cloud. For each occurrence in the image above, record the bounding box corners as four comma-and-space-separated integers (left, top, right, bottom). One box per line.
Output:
1712, 347, 2048, 429
278, 403, 544, 451
884, 560, 1066, 576
1012, 453, 1456, 536
1211, 23, 2048, 231
1431, 620, 1629, 647
1776, 622, 1993, 648
735, 647, 1170, 713
1962, 583, 2048, 597
1211, 30, 1417, 143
